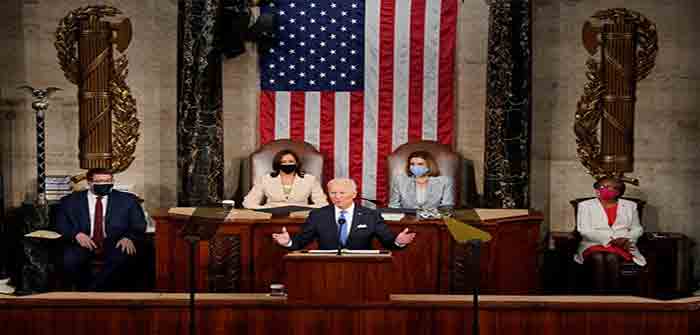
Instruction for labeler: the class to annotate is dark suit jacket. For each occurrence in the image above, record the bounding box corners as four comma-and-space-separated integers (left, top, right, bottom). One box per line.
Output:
55, 190, 146, 244
289, 204, 400, 250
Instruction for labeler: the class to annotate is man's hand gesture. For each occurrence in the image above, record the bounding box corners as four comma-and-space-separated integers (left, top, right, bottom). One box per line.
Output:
272, 226, 291, 247
116, 237, 137, 255
75, 232, 97, 250
395, 228, 416, 245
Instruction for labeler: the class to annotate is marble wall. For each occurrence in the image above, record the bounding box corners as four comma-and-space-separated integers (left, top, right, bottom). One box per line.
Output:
532, 0, 700, 279
2, 0, 698, 279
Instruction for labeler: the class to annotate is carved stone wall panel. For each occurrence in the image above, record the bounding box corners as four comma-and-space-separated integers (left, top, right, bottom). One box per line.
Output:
208, 234, 241, 292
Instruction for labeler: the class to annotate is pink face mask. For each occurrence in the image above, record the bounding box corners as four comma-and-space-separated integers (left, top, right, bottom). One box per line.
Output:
597, 188, 619, 201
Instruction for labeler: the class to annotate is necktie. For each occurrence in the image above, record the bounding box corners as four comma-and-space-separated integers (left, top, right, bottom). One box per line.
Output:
339, 210, 349, 246
94, 196, 104, 250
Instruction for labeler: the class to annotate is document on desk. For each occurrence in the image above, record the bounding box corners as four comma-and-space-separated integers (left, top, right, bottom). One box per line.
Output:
307, 249, 338, 254
306, 249, 380, 254
341, 249, 381, 254
289, 210, 311, 219
24, 230, 61, 239
380, 213, 405, 221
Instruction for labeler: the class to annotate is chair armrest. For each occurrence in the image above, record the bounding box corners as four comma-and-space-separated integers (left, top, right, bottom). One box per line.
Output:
549, 231, 580, 254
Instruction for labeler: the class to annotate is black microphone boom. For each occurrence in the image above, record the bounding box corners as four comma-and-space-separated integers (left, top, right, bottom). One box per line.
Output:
221, 0, 277, 58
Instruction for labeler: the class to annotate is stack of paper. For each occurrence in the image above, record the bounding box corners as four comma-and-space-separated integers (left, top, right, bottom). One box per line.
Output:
168, 207, 274, 220
24, 230, 62, 239
0, 278, 15, 295
380, 213, 405, 221
454, 208, 529, 222
45, 175, 72, 201
289, 210, 311, 219
168, 207, 198, 216
474, 208, 529, 220
226, 209, 273, 220
340, 249, 381, 254
307, 249, 381, 254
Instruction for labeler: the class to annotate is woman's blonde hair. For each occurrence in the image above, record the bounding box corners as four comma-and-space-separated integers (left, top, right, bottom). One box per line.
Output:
405, 151, 440, 177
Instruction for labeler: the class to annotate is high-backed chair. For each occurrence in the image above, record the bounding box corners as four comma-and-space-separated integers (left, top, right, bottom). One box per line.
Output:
249, 139, 324, 187
386, 140, 461, 207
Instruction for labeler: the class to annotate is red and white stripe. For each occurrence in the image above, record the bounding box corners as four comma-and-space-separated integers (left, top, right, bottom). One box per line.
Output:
260, 0, 457, 204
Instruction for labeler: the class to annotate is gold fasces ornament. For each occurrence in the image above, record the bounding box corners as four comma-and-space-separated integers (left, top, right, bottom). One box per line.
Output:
55, 5, 139, 183
574, 8, 657, 185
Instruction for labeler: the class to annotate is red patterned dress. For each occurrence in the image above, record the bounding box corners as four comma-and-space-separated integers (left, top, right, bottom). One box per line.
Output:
582, 204, 633, 261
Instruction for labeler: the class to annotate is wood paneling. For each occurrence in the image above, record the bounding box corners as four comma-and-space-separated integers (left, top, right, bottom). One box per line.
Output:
154, 211, 543, 294
284, 253, 394, 303
1, 293, 698, 335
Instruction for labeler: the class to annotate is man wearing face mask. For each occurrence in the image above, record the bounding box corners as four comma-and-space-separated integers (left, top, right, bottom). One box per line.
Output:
388, 151, 455, 209
56, 168, 146, 291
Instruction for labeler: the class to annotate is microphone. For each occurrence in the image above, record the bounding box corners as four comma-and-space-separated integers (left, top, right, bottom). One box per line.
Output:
337, 217, 346, 255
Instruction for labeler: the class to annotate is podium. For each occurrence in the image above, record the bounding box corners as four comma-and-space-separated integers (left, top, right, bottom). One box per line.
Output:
283, 252, 393, 303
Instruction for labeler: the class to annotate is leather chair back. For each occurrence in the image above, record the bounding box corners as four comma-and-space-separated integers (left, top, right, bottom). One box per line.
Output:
386, 140, 460, 206
250, 139, 324, 185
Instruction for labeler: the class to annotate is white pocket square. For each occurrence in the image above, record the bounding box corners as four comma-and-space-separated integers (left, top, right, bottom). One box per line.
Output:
356, 224, 368, 229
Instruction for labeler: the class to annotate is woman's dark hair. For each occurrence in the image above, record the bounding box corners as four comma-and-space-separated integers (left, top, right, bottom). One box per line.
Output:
271, 149, 305, 178
593, 176, 625, 198
405, 151, 440, 177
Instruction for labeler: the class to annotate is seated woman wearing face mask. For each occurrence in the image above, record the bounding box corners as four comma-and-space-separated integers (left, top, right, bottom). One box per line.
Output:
388, 151, 455, 209
243, 149, 329, 209
574, 176, 646, 293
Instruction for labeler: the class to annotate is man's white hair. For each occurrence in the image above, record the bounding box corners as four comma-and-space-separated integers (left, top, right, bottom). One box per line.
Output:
327, 178, 357, 193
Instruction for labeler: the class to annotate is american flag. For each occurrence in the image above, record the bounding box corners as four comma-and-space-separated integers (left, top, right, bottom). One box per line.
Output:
259, 0, 457, 204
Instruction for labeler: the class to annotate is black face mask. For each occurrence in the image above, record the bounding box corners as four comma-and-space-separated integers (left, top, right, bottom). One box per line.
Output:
92, 184, 114, 196
279, 164, 297, 174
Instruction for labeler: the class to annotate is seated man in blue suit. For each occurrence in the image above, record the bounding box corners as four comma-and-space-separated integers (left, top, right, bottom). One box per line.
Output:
56, 168, 146, 291
272, 178, 416, 250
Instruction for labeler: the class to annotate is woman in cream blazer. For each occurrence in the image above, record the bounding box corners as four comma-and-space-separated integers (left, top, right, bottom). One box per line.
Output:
243, 150, 328, 209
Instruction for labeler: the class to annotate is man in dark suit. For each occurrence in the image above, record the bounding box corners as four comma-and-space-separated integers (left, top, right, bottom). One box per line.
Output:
56, 168, 146, 291
272, 178, 416, 250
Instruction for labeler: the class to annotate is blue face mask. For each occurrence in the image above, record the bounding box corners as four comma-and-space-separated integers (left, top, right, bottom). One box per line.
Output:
410, 165, 429, 177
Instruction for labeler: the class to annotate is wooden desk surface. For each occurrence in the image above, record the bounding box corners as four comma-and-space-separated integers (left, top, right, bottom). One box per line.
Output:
151, 207, 544, 226
2, 292, 698, 335
3, 292, 700, 311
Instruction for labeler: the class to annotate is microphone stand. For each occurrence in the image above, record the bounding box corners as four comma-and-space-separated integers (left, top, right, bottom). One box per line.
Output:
184, 235, 199, 335
337, 218, 346, 255
470, 239, 481, 335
